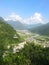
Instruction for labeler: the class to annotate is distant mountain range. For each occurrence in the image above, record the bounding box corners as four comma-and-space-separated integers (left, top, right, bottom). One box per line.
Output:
5, 20, 42, 30
4, 18, 49, 36
0, 17, 49, 36
6, 20, 25, 30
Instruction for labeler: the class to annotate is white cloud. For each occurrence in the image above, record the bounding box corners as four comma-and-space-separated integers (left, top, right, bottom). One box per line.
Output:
4, 13, 23, 22
29, 12, 45, 24
32, 13, 42, 21
4, 12, 45, 24
23, 12, 45, 24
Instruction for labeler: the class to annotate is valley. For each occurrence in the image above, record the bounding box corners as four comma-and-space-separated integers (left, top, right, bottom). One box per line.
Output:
0, 18, 49, 65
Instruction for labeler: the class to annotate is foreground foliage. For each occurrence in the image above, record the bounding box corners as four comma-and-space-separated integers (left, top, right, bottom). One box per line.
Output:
0, 42, 49, 65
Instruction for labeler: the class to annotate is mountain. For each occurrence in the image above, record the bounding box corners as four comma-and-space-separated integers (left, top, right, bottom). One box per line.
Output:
30, 23, 49, 36
0, 17, 21, 45
5, 20, 42, 30
6, 20, 26, 30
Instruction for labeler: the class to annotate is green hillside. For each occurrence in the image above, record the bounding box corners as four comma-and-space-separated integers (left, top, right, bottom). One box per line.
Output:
30, 23, 49, 36
0, 18, 21, 45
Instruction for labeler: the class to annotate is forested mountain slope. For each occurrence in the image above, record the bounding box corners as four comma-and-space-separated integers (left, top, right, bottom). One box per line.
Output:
30, 23, 49, 36
0, 18, 21, 45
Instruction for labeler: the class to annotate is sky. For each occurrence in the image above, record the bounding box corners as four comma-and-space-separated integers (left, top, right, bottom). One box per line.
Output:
0, 0, 49, 24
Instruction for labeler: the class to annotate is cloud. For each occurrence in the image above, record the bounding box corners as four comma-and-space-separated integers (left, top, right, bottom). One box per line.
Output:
29, 12, 45, 24
32, 13, 42, 22
23, 12, 45, 24
4, 13, 23, 22
4, 12, 45, 24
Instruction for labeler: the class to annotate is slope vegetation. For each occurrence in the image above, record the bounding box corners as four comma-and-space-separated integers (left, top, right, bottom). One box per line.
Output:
0, 18, 20, 45
30, 23, 49, 36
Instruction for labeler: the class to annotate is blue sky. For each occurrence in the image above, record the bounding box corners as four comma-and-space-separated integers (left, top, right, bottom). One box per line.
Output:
0, 0, 49, 24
